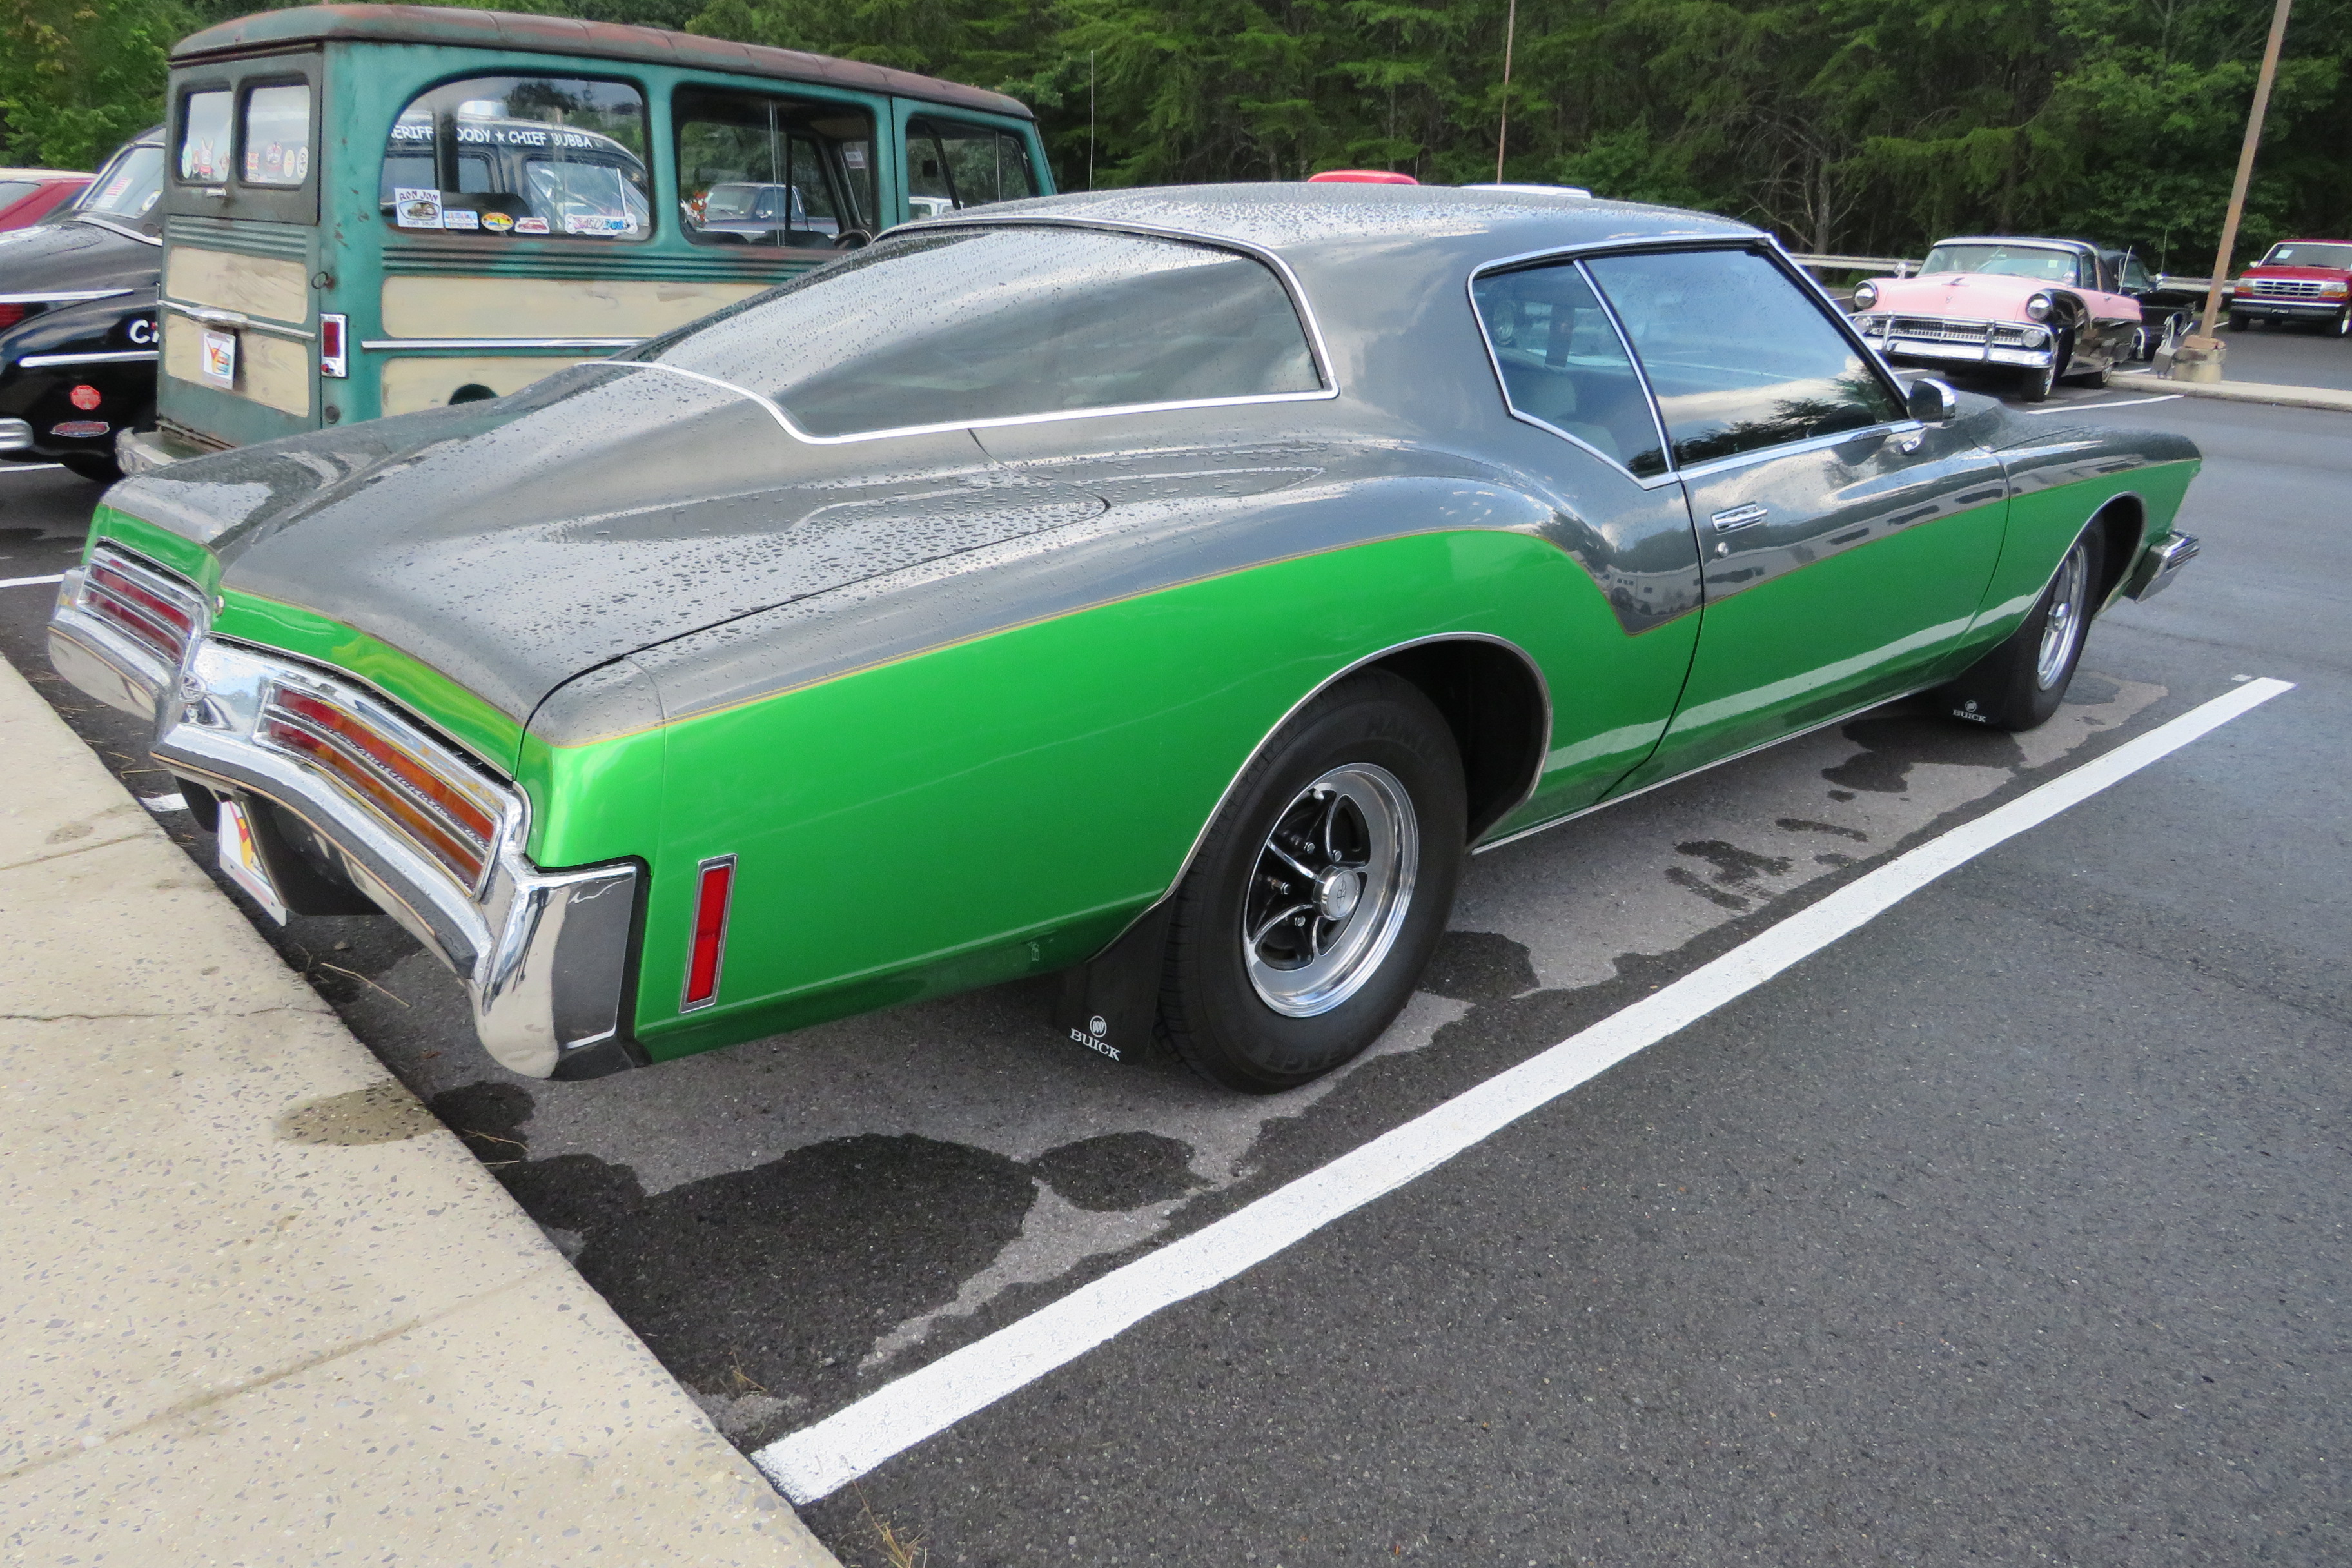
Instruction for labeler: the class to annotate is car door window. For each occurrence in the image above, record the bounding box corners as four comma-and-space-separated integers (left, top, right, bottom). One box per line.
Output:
1471, 260, 1667, 477
906, 117, 1036, 210
179, 90, 233, 185
242, 83, 311, 186
1583, 249, 1903, 468
676, 87, 875, 248
380, 76, 649, 239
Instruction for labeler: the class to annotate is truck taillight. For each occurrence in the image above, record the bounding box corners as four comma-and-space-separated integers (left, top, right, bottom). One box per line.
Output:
0, 304, 24, 331
319, 313, 347, 378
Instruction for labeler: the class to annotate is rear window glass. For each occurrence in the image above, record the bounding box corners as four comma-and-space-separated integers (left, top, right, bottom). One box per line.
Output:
643, 226, 1322, 438
381, 75, 649, 239
242, 84, 311, 186
81, 142, 164, 217
906, 118, 1036, 211
179, 90, 232, 183
676, 88, 876, 250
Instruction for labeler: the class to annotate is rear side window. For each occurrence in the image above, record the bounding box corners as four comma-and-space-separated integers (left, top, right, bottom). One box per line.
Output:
1583, 249, 1903, 468
648, 226, 1322, 438
242, 84, 311, 186
382, 76, 649, 239
179, 90, 232, 184
1472, 261, 1667, 478
84, 141, 164, 218
906, 117, 1036, 211
675, 88, 875, 249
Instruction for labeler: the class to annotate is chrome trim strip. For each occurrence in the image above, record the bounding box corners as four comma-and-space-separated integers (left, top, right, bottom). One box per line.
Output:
161, 298, 315, 341
2124, 531, 2198, 602
0, 418, 30, 453
602, 359, 1337, 448
358, 337, 642, 351
1672, 418, 1924, 483
1090, 632, 1553, 959
0, 289, 133, 306
18, 349, 159, 368
1474, 680, 1945, 855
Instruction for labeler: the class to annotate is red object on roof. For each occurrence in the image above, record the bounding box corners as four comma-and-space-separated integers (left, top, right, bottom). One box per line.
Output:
1308, 170, 1418, 185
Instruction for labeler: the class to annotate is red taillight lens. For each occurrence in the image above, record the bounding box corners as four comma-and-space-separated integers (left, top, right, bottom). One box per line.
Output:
255, 686, 502, 890
85, 558, 197, 666
682, 857, 735, 1010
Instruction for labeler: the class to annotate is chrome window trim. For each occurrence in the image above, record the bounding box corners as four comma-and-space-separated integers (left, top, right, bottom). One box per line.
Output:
358, 336, 642, 351
1462, 250, 1678, 490
1672, 418, 1925, 483
598, 213, 1342, 446
0, 288, 133, 306
19, 349, 160, 368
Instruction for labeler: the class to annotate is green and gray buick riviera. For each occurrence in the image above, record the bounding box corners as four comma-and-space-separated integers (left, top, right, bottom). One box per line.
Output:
48, 186, 2200, 1090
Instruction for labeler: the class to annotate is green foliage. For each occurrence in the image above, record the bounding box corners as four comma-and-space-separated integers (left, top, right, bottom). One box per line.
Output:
10, 0, 2349, 265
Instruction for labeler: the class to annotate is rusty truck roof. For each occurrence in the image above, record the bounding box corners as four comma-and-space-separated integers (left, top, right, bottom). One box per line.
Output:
171, 5, 1032, 121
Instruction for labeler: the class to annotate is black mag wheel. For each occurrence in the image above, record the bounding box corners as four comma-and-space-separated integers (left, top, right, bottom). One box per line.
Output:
1160, 669, 1465, 1093
1936, 525, 2103, 732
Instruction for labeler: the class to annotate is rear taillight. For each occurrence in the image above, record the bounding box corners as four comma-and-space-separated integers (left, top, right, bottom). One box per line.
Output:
681, 856, 736, 1011
319, 313, 347, 378
81, 547, 202, 671
0, 303, 25, 331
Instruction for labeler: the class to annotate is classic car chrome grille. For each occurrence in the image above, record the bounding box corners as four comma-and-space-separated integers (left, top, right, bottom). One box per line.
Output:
2248, 278, 2325, 299
253, 680, 510, 893
1883, 315, 2041, 347
78, 545, 204, 672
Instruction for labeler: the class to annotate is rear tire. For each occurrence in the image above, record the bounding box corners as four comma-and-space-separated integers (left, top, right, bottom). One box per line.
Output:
59, 453, 121, 484
1936, 526, 2104, 732
1159, 669, 1466, 1093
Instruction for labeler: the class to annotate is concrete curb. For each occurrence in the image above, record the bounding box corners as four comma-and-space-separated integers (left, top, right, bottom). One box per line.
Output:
2117, 371, 2352, 413
0, 656, 843, 1567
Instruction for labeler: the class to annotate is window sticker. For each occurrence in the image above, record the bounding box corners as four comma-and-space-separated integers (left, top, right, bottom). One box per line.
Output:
393, 186, 442, 228
480, 211, 514, 233
513, 215, 549, 235
442, 208, 480, 231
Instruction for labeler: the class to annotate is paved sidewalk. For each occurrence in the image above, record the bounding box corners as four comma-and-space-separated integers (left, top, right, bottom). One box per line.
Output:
2118, 368, 2352, 413
0, 656, 840, 1566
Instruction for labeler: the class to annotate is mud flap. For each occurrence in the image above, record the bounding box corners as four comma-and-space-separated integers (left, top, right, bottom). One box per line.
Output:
1051, 899, 1178, 1066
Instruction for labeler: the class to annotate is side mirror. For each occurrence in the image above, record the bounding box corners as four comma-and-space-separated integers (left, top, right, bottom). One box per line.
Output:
1905, 377, 1958, 425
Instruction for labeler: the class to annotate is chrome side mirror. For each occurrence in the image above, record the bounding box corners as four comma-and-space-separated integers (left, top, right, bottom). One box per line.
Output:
1905, 376, 1959, 425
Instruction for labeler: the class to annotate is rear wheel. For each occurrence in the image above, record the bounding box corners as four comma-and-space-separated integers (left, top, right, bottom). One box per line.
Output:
1936, 527, 2103, 732
1159, 670, 1465, 1093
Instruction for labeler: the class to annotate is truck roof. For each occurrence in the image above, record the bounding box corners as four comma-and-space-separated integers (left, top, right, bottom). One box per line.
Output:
172, 4, 1032, 122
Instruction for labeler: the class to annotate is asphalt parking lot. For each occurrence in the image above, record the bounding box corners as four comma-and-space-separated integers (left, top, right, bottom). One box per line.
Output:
2, 364, 2344, 1565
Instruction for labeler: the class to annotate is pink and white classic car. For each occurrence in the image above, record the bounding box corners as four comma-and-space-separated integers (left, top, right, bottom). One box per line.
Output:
1848, 236, 2142, 402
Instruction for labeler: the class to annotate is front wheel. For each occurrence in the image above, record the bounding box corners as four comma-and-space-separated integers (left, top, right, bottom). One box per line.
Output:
2017, 358, 2055, 402
1159, 669, 1466, 1093
2332, 308, 2351, 338
2228, 313, 2254, 332
1936, 526, 2104, 731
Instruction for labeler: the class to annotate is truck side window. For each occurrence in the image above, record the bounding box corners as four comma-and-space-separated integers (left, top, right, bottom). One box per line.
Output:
179, 90, 232, 185
674, 88, 875, 250
905, 117, 1035, 213
380, 75, 649, 240
242, 84, 312, 186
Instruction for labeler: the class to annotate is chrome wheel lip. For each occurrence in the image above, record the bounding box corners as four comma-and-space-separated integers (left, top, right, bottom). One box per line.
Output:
2035, 541, 2090, 691
1243, 763, 1418, 1019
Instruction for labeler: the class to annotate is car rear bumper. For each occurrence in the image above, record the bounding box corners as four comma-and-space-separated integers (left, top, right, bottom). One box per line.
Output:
2124, 533, 2199, 603
46, 575, 642, 1079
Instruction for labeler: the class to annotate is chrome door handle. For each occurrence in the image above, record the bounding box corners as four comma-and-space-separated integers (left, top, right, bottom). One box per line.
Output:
1710, 504, 1769, 533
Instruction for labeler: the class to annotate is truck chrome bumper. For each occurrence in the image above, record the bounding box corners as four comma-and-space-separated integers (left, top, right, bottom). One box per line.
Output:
2125, 532, 2199, 602
45, 609, 640, 1079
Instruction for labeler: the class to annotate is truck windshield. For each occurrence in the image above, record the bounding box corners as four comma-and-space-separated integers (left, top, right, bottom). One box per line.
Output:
2260, 242, 2352, 270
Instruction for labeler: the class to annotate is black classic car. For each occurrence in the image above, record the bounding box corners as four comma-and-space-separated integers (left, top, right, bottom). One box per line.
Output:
0, 128, 164, 480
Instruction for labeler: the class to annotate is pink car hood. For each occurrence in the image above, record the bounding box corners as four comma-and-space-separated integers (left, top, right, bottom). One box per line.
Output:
1865, 271, 2139, 324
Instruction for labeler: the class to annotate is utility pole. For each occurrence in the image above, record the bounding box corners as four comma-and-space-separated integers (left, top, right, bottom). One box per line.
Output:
1088, 50, 1097, 191
2197, 0, 2293, 340
1495, 0, 1516, 183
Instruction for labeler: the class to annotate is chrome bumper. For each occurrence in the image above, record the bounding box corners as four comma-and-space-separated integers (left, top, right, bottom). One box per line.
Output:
116, 425, 215, 476
1879, 337, 2057, 369
2124, 532, 2199, 602
46, 593, 639, 1079
1, 418, 32, 454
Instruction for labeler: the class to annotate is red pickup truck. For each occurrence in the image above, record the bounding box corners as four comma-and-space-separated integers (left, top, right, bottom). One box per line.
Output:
2228, 239, 2352, 337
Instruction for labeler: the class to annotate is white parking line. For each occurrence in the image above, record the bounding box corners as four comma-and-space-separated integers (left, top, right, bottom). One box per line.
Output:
2024, 393, 2184, 415
753, 676, 2296, 1504
0, 573, 64, 589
